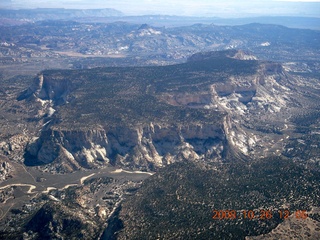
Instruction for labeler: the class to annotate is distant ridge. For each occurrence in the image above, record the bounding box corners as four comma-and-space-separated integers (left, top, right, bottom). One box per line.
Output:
0, 8, 123, 21
0, 6, 320, 30
0, 8, 319, 30
86, 15, 320, 30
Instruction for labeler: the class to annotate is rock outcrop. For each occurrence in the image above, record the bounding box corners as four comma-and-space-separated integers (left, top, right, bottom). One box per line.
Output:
19, 50, 302, 172
25, 121, 227, 172
18, 73, 73, 105
0, 156, 13, 183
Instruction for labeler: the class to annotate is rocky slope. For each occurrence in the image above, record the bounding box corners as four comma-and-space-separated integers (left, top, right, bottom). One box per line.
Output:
114, 158, 320, 239
1, 49, 319, 239
0, 155, 12, 183
23, 201, 104, 240
25, 122, 227, 172
15, 49, 319, 173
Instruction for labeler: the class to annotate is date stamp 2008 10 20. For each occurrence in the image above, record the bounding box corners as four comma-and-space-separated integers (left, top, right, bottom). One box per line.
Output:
212, 209, 308, 220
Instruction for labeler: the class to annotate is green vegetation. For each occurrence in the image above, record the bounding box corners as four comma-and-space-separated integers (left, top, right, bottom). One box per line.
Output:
40, 51, 255, 128
117, 157, 320, 239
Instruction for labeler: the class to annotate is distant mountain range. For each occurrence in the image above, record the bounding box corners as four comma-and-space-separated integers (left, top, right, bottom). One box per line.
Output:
0, 8, 123, 21
0, 8, 319, 30
96, 15, 320, 30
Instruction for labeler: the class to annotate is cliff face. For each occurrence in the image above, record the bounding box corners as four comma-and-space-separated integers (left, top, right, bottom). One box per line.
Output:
25, 121, 227, 172
209, 62, 289, 111
0, 156, 13, 183
18, 73, 73, 105
158, 60, 292, 157
19, 50, 298, 172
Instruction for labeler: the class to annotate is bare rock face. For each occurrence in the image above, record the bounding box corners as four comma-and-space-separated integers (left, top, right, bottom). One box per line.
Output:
0, 156, 13, 183
209, 62, 289, 113
0, 134, 30, 163
159, 59, 293, 157
19, 50, 311, 172
232, 50, 258, 61
18, 73, 73, 105
25, 122, 226, 172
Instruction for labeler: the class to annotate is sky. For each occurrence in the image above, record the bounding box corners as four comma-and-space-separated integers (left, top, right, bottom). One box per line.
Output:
2, 0, 320, 17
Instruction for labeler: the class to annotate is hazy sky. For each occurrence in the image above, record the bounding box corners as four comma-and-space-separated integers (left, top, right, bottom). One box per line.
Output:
2, 0, 320, 17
